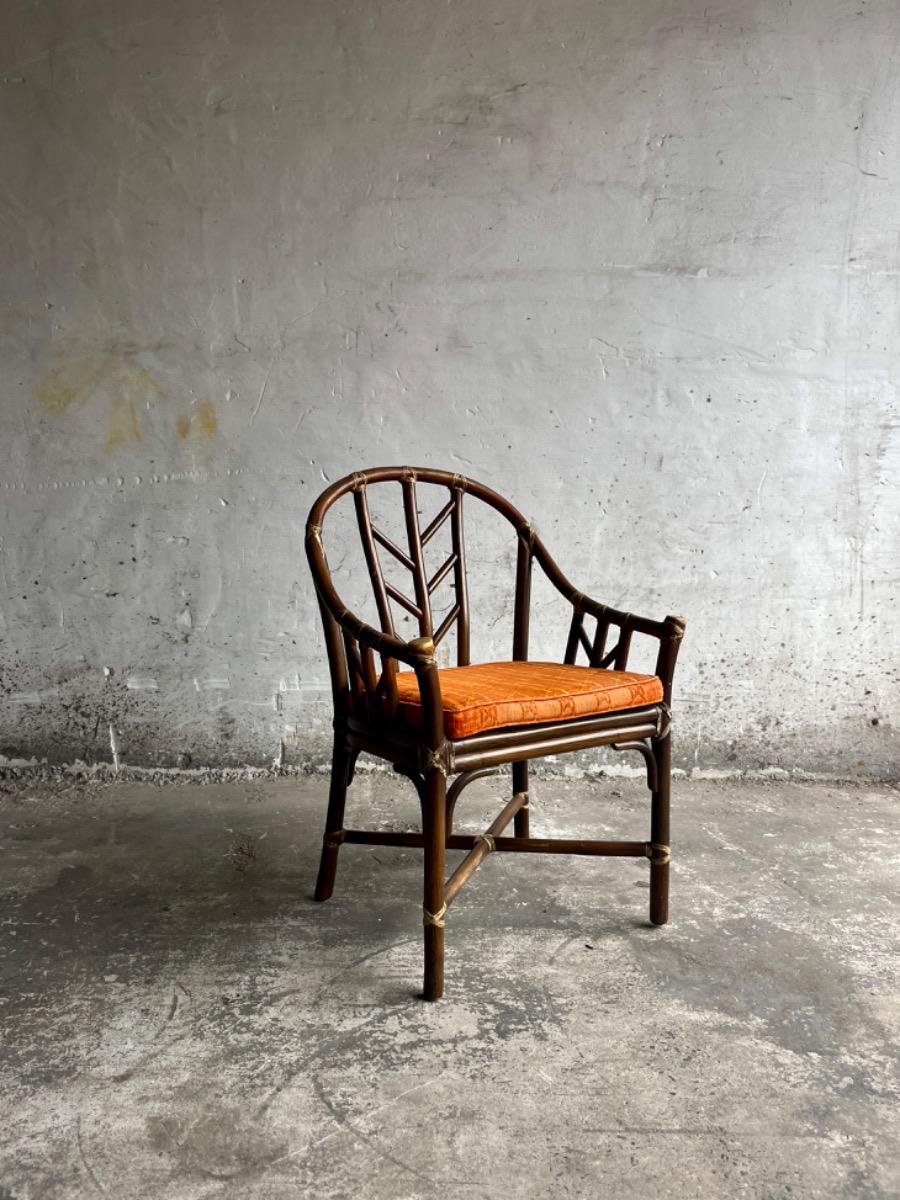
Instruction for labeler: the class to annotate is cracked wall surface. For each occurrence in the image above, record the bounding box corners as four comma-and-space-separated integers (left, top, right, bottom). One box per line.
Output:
1, 0, 898, 774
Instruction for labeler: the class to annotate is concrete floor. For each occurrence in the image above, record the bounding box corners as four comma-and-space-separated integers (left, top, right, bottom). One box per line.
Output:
0, 771, 898, 1199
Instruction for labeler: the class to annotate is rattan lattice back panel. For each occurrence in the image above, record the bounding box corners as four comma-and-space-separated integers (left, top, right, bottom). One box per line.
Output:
348, 471, 472, 663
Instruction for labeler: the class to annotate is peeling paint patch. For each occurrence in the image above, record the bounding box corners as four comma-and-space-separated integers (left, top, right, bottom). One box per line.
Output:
194, 677, 231, 692
125, 676, 158, 691
108, 724, 121, 772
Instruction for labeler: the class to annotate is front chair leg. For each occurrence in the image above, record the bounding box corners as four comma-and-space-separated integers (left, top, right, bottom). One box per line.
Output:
649, 732, 671, 925
314, 738, 353, 902
421, 763, 447, 1000
513, 759, 529, 837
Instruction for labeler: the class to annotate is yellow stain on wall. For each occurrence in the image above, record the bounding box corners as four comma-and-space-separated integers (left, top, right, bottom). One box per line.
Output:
106, 394, 143, 451
36, 346, 168, 453
196, 400, 218, 437
176, 400, 218, 440
37, 356, 113, 414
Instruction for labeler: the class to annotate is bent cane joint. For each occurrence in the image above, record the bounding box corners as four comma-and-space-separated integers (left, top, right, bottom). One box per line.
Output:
645, 842, 671, 864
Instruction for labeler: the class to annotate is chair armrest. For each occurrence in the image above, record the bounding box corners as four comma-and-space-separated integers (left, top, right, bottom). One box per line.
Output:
568, 590, 677, 642
529, 537, 686, 700
307, 521, 446, 744
331, 607, 437, 674
570, 594, 686, 704
307, 524, 436, 669
310, 565, 446, 744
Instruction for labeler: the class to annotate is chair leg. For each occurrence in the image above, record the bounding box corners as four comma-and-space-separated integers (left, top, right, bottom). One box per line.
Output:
513, 759, 529, 837
421, 764, 447, 1001
650, 732, 671, 925
314, 738, 353, 902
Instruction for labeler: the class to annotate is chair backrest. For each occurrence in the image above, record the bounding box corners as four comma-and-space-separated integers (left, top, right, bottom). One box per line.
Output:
306, 467, 539, 715
308, 467, 684, 728
307, 465, 535, 651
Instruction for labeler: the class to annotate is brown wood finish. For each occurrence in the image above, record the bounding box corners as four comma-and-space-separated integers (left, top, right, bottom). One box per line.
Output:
305, 466, 686, 1000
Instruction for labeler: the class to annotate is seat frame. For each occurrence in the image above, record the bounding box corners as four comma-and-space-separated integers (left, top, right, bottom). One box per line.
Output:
306, 465, 686, 1000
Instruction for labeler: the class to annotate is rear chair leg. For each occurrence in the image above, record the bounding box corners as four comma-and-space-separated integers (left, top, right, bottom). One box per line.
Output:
314, 739, 353, 902
650, 732, 671, 925
513, 760, 529, 837
422, 765, 447, 1000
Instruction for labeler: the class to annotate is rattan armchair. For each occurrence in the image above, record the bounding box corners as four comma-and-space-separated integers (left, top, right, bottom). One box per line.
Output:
305, 466, 686, 1000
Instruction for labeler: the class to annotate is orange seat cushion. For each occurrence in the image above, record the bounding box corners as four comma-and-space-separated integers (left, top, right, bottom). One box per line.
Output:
393, 661, 663, 739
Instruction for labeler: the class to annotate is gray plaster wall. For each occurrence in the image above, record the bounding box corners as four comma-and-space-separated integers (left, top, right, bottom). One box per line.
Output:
1, 0, 898, 775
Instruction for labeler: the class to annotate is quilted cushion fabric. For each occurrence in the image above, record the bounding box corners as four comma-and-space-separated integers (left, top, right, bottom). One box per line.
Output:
393, 660, 663, 739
